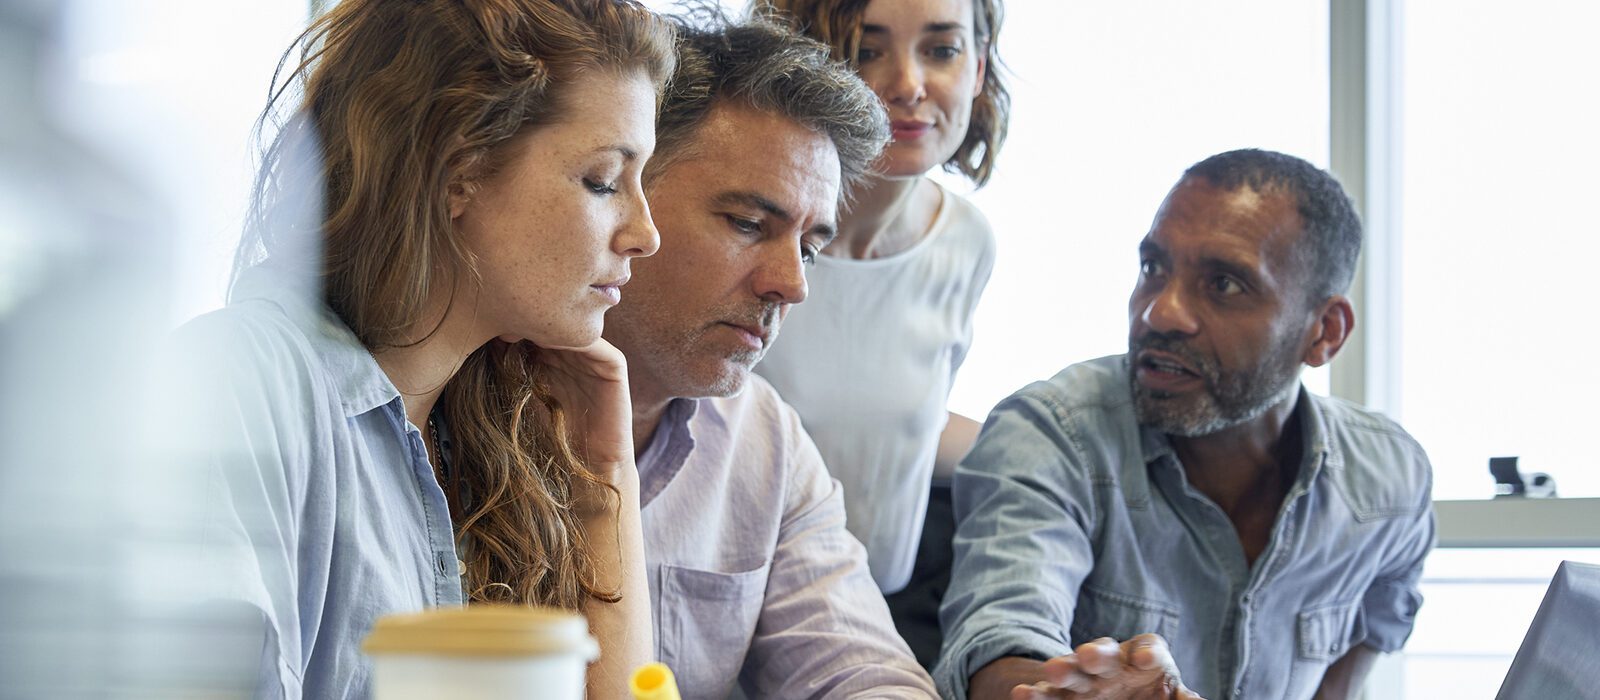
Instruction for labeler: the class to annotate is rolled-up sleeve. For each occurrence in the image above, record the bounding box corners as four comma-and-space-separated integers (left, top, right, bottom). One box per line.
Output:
934, 391, 1097, 700
1360, 463, 1435, 653
739, 415, 936, 699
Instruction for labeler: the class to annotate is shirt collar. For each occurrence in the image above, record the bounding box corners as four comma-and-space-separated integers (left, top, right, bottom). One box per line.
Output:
231, 265, 400, 418
636, 397, 699, 507
1133, 424, 1172, 507
1294, 386, 1337, 486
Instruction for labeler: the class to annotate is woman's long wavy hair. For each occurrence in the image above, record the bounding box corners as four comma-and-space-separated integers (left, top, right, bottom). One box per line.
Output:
758, 0, 1010, 186
236, 0, 674, 609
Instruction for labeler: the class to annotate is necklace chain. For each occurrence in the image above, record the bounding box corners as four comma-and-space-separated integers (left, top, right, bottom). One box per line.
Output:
427, 415, 448, 483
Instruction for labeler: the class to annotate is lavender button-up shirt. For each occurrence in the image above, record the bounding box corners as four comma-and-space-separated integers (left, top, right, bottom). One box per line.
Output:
637, 376, 936, 699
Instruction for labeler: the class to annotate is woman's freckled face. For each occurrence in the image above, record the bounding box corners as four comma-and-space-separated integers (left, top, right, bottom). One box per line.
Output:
450, 70, 662, 348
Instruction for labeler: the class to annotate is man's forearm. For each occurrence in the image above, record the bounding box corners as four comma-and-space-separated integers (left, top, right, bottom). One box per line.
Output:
933, 412, 982, 480
969, 656, 1048, 700
1314, 645, 1379, 700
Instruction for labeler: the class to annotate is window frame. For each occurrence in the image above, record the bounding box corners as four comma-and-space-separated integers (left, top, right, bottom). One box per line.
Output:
1330, 1, 1600, 695
1328, 0, 1599, 530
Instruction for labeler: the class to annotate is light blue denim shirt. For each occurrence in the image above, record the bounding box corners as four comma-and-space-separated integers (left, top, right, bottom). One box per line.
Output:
934, 356, 1434, 700
176, 268, 463, 698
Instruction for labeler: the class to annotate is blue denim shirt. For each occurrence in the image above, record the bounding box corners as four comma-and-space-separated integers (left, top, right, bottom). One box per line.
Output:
177, 268, 463, 698
934, 356, 1434, 700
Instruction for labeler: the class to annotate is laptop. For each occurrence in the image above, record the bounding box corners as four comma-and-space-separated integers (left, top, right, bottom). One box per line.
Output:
1496, 561, 1600, 700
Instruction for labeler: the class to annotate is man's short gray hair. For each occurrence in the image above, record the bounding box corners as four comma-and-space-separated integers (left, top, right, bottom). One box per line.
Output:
650, 9, 888, 194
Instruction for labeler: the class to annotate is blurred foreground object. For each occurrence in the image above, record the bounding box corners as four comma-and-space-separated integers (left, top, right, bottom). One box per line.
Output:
630, 662, 682, 700
363, 606, 600, 700
1, 1, 300, 695
1496, 562, 1600, 699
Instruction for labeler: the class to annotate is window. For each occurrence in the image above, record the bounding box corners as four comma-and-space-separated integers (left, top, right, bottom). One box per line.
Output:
646, 0, 1335, 415
932, 0, 1334, 417
1394, 0, 1600, 500
1381, 547, 1600, 697
1354, 2, 1600, 696
49, 0, 311, 326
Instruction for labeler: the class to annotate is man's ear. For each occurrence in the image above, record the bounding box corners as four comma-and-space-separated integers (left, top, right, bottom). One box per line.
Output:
1303, 295, 1355, 368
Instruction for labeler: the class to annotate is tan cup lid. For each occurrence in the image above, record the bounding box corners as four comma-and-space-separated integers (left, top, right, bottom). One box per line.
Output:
362, 606, 599, 659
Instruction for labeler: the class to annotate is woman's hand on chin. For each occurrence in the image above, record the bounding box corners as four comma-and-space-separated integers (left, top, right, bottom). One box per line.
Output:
534, 338, 636, 485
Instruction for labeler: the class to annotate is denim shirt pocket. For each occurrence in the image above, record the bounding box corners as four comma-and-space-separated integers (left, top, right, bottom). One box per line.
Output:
658, 561, 772, 697
1296, 599, 1362, 661
1069, 583, 1182, 644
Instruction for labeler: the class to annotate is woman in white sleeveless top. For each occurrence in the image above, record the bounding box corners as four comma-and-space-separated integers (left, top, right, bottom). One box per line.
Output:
756, 0, 1011, 664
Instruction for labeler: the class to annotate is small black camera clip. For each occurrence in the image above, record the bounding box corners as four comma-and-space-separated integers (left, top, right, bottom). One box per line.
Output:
1490, 456, 1558, 498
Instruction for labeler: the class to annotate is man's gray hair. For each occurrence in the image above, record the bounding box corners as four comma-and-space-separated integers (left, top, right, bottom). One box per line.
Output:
650, 9, 888, 193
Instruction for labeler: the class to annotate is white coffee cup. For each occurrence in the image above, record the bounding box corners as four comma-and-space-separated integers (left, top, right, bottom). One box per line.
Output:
363, 606, 599, 700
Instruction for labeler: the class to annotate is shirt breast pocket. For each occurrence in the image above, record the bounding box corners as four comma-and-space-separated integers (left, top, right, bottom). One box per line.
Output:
1296, 599, 1361, 661
1284, 599, 1363, 697
658, 561, 771, 698
1069, 584, 1182, 645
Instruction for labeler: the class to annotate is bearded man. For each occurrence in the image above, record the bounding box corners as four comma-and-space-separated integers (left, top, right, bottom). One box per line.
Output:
934, 149, 1435, 700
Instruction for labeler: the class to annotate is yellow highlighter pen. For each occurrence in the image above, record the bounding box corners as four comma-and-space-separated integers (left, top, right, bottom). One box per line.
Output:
629, 662, 681, 700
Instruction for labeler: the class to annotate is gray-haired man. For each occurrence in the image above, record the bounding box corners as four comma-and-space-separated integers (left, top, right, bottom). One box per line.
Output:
601, 15, 936, 699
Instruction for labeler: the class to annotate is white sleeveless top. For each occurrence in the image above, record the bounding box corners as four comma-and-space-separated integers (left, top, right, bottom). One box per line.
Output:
755, 183, 996, 593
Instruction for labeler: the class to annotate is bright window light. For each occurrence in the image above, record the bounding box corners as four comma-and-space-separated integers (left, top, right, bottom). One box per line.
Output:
1397, 0, 1600, 499
945, 0, 1332, 417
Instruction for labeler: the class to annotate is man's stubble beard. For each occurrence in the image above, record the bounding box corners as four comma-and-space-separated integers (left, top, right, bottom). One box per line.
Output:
1130, 328, 1304, 438
655, 301, 782, 400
